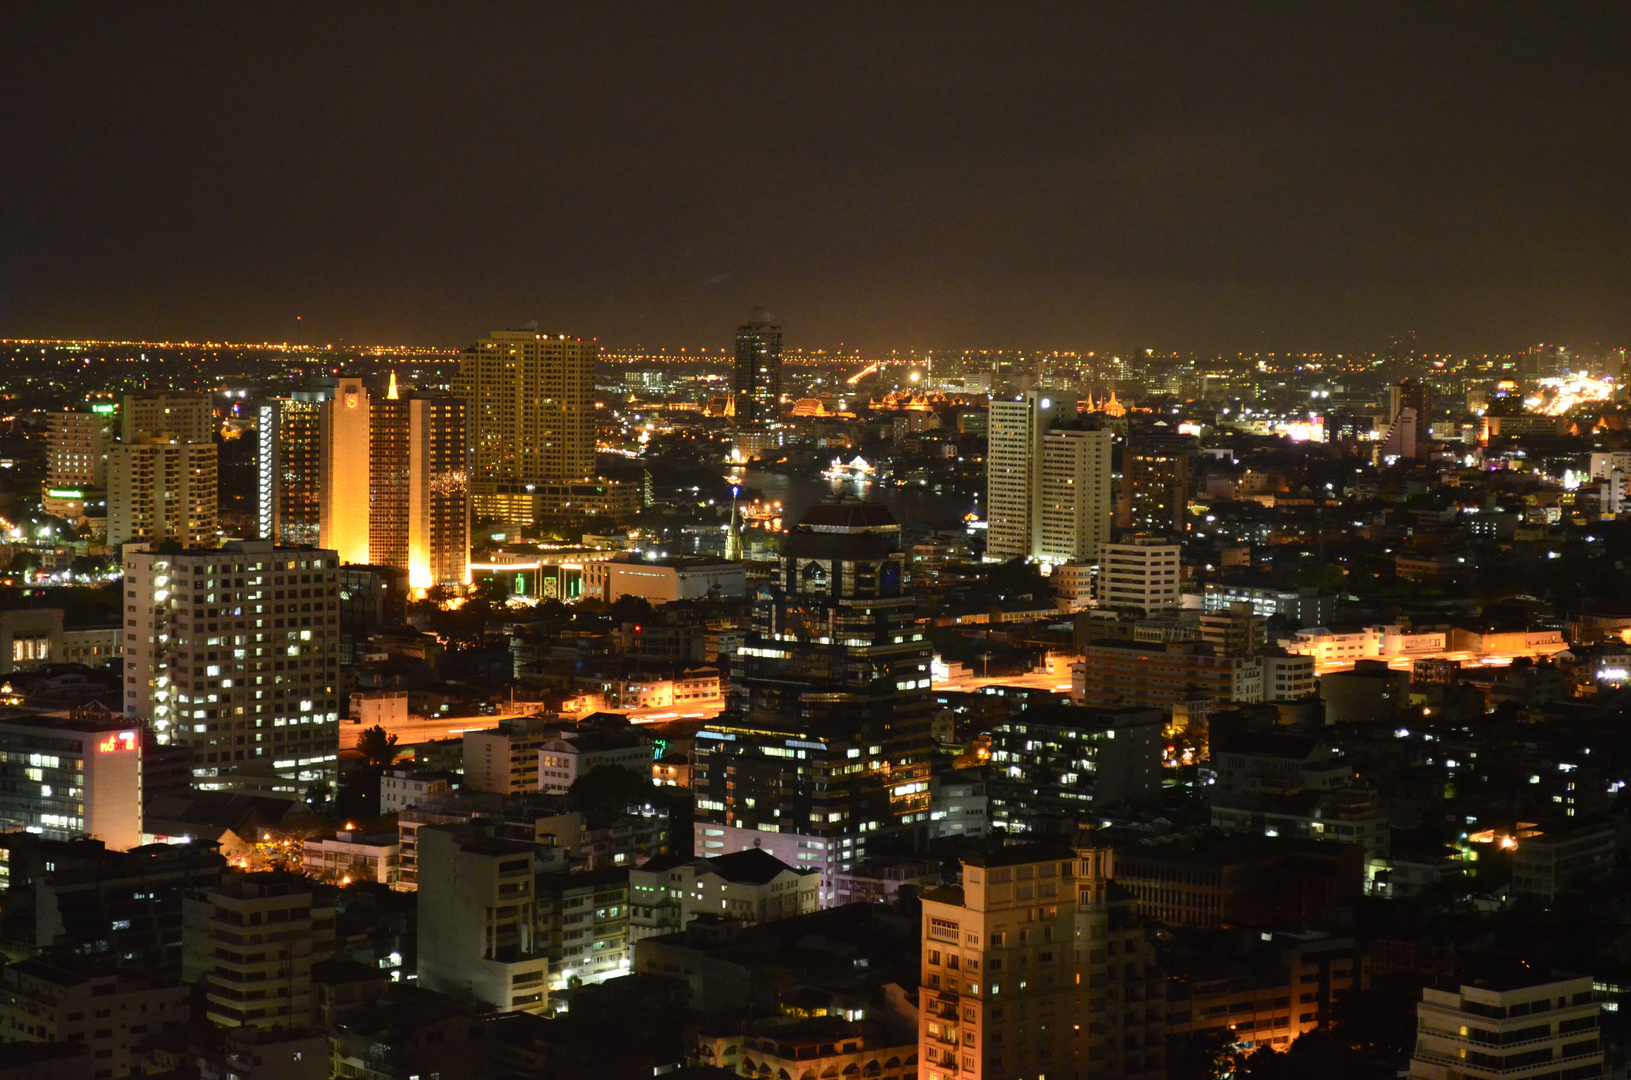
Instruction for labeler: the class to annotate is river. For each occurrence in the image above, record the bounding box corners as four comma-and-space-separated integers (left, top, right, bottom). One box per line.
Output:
732, 465, 978, 533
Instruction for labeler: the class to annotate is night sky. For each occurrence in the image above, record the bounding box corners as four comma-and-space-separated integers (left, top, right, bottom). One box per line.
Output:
3, 4, 1629, 353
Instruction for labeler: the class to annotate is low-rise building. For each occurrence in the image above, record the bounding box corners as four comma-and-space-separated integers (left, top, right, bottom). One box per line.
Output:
463, 717, 561, 796
1072, 641, 1264, 708
693, 1017, 917, 1080
301, 830, 398, 886
533, 868, 631, 990
378, 768, 452, 814
986, 704, 1164, 831
604, 555, 747, 604
929, 769, 989, 839
1511, 821, 1616, 902
181, 873, 337, 1030
537, 728, 654, 796
629, 849, 819, 942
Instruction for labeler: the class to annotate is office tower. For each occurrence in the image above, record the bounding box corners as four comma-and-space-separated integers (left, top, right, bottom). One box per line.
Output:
451, 329, 612, 526
732, 307, 783, 424
319, 377, 371, 564
0, 715, 143, 850
1407, 970, 1600, 1080
1116, 435, 1195, 533
122, 539, 341, 794
1097, 537, 1182, 614
694, 499, 933, 901
986, 393, 1112, 565
318, 376, 469, 589
43, 409, 113, 522
416, 824, 551, 1014
257, 390, 327, 546
181, 872, 336, 1029
1389, 377, 1433, 456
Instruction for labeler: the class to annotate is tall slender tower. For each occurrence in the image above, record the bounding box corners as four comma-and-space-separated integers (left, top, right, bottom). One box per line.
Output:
319, 379, 371, 565
258, 389, 328, 546
732, 307, 783, 425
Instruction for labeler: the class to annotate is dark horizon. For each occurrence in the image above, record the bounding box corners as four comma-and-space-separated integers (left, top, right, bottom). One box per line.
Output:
3, 4, 1629, 355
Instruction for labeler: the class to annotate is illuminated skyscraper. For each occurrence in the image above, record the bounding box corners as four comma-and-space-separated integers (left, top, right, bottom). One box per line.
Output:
451, 329, 619, 526
986, 393, 1113, 565
694, 499, 932, 901
122, 539, 341, 794
318, 376, 469, 589
257, 390, 328, 547
319, 378, 371, 564
732, 307, 782, 424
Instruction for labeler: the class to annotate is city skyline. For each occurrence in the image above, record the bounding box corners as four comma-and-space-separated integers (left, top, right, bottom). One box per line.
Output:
3, 5, 1629, 352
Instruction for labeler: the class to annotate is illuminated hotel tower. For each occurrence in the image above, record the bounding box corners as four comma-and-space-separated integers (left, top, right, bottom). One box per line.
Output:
318, 375, 469, 590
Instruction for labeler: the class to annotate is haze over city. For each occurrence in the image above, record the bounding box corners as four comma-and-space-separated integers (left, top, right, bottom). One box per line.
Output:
3, 4, 1630, 352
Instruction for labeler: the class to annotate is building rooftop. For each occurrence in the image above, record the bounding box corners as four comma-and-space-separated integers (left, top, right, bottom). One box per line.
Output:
705, 847, 814, 885
794, 499, 899, 532
961, 843, 1075, 869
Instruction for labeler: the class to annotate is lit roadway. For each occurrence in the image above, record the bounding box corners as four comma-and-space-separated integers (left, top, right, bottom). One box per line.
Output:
352, 701, 727, 750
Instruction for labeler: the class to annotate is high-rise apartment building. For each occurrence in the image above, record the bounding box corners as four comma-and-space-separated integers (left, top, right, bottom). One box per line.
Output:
107, 393, 218, 550
917, 840, 1166, 1080
181, 872, 336, 1030
0, 715, 143, 850
451, 329, 600, 526
120, 393, 215, 445
43, 409, 113, 522
986, 393, 1112, 565
316, 376, 470, 589
695, 499, 933, 900
1116, 435, 1195, 534
257, 391, 327, 547
732, 307, 783, 424
988, 393, 1068, 562
122, 539, 341, 794
1039, 424, 1114, 566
